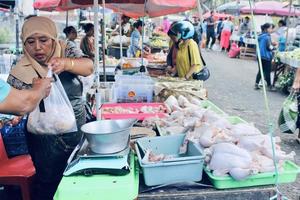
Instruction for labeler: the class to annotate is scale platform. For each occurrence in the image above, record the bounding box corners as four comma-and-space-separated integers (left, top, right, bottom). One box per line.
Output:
64, 139, 131, 176
55, 151, 139, 200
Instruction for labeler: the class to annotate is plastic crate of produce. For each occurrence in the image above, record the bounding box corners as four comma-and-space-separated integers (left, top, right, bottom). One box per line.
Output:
200, 100, 226, 115
101, 103, 168, 120
227, 116, 247, 124
135, 134, 205, 186
205, 161, 300, 189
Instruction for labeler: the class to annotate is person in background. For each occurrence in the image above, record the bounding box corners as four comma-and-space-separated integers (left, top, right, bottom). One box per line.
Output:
254, 23, 276, 91
206, 11, 216, 49
292, 68, 300, 144
162, 16, 171, 33
239, 16, 251, 35
80, 23, 95, 59
127, 20, 150, 58
112, 15, 131, 37
0, 78, 51, 115
63, 26, 83, 57
276, 20, 287, 52
216, 18, 223, 42
200, 19, 207, 48
220, 17, 234, 52
169, 21, 203, 80
7, 16, 93, 200
192, 17, 202, 46
166, 22, 179, 76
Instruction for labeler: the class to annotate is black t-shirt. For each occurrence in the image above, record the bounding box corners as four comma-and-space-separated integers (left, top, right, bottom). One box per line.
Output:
207, 16, 215, 31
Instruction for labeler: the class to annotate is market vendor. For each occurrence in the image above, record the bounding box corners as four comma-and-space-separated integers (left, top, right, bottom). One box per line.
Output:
127, 20, 150, 58
0, 78, 51, 115
168, 21, 203, 80
112, 15, 131, 37
7, 16, 93, 200
80, 23, 95, 58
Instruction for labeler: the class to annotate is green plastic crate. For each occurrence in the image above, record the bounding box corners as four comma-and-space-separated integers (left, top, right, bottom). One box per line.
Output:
205, 161, 300, 189
200, 100, 226, 115
227, 116, 247, 124
54, 153, 139, 200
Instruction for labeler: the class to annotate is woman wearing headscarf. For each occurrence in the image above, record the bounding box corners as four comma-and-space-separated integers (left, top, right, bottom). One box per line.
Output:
80, 23, 95, 58
7, 16, 93, 200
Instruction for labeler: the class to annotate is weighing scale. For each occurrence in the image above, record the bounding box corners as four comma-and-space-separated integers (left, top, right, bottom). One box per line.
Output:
54, 139, 139, 200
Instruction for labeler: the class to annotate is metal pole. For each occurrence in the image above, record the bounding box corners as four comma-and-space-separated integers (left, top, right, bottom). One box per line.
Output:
285, 0, 293, 49
94, 0, 101, 120
66, 10, 69, 27
102, 0, 106, 82
15, 0, 20, 56
119, 13, 123, 59
196, 0, 203, 21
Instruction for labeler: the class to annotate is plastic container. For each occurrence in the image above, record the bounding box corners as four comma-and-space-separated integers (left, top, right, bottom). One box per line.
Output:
101, 103, 167, 120
227, 116, 247, 124
135, 134, 205, 186
200, 100, 226, 115
205, 161, 300, 189
114, 75, 154, 103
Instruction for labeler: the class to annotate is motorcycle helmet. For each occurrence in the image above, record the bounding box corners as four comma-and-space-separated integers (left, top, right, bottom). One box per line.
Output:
168, 21, 195, 40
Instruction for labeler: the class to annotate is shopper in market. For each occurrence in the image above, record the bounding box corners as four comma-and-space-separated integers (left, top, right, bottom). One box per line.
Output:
206, 11, 216, 49
238, 16, 251, 35
168, 21, 203, 80
7, 16, 93, 200
254, 23, 276, 91
0, 78, 51, 115
220, 17, 234, 52
276, 20, 287, 52
63, 26, 83, 57
80, 23, 95, 58
166, 22, 179, 76
127, 20, 150, 57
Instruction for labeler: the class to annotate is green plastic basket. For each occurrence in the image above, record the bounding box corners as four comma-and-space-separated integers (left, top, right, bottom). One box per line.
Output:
54, 153, 139, 200
205, 161, 300, 189
200, 100, 226, 115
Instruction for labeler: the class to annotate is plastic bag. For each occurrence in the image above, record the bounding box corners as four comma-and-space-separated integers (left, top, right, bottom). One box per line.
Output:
27, 71, 77, 135
278, 91, 298, 134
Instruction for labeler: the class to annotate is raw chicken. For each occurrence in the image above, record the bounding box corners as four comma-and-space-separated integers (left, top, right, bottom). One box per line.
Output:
229, 168, 253, 181
238, 135, 281, 152
230, 123, 262, 138
261, 147, 296, 162
165, 126, 185, 135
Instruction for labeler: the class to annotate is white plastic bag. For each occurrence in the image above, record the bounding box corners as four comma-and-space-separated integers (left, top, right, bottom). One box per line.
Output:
27, 71, 77, 134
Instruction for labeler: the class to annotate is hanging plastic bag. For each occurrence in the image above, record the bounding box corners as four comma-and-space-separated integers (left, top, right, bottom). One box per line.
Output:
27, 70, 77, 135
278, 91, 298, 134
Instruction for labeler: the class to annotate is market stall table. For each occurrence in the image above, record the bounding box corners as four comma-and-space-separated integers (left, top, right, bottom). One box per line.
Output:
107, 45, 128, 59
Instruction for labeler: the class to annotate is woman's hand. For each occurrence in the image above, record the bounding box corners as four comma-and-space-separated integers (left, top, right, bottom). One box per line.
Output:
292, 68, 300, 91
48, 57, 68, 74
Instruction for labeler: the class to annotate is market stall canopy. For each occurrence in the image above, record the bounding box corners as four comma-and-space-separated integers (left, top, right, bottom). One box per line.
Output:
72, 0, 197, 18
202, 12, 234, 20
217, 0, 248, 14
240, 1, 300, 16
33, 0, 86, 11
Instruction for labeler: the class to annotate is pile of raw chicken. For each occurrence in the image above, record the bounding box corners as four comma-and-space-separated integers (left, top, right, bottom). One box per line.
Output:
143, 95, 296, 181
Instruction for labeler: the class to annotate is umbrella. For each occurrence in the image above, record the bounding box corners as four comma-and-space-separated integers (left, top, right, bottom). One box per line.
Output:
73, 0, 197, 18
217, 0, 248, 14
240, 1, 300, 16
33, 0, 85, 11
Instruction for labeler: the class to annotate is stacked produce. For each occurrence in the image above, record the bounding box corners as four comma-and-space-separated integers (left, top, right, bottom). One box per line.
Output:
143, 95, 296, 181
150, 37, 169, 48
277, 48, 300, 67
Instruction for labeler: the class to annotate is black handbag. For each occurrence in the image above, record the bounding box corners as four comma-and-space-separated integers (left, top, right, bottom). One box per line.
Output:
187, 45, 210, 81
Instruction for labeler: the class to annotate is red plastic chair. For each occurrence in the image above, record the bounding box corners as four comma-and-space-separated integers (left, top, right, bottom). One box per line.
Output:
0, 134, 35, 200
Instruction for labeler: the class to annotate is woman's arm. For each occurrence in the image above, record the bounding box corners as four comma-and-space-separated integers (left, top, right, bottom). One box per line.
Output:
185, 64, 199, 80
293, 68, 300, 90
48, 57, 94, 77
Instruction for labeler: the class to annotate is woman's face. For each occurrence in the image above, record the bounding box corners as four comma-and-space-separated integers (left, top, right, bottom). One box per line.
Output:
24, 33, 54, 64
267, 26, 273, 33
87, 28, 94, 37
69, 29, 77, 40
